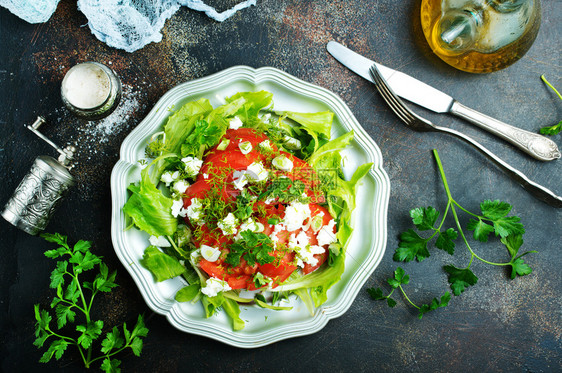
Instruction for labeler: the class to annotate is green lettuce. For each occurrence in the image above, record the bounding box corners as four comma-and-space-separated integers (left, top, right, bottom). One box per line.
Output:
140, 246, 185, 282
164, 98, 213, 155
123, 171, 177, 237
277, 111, 333, 139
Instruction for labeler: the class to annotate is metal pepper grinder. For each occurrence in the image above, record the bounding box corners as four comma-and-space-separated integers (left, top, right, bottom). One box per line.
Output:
2, 117, 76, 235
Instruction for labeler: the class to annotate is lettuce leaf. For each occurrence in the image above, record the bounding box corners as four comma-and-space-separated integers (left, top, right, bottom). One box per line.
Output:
227, 91, 273, 121
164, 98, 213, 155
123, 171, 177, 237
140, 246, 186, 282
277, 111, 333, 139
221, 297, 245, 331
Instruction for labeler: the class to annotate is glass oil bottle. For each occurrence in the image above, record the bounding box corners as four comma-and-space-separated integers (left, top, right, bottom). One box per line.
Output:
420, 0, 541, 73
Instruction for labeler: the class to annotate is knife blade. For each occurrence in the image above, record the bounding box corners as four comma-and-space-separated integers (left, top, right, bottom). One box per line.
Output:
326, 41, 561, 161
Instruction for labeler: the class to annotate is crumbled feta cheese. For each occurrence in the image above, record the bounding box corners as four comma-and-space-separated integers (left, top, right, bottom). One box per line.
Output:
253, 272, 272, 288
172, 179, 189, 194
201, 277, 232, 297
246, 162, 269, 182
317, 219, 337, 246
171, 199, 188, 217
190, 249, 201, 263
258, 139, 273, 151
229, 116, 243, 129
272, 155, 293, 172
283, 135, 302, 150
203, 173, 209, 179
288, 231, 324, 267
186, 198, 204, 223
161, 170, 180, 186
239, 218, 264, 233
200, 244, 221, 262
283, 201, 311, 231
232, 170, 249, 190
235, 218, 265, 240
264, 196, 276, 205
269, 223, 285, 245
148, 235, 171, 247
181, 156, 203, 177
217, 212, 238, 236
239, 141, 253, 154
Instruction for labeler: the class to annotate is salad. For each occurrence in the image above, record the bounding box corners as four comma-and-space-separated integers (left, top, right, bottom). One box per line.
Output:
123, 90, 371, 330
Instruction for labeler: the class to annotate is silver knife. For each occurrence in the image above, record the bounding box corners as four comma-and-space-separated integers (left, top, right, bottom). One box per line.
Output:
327, 41, 561, 161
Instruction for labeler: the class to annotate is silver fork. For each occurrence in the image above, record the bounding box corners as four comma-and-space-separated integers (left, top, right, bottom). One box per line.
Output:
369, 64, 562, 208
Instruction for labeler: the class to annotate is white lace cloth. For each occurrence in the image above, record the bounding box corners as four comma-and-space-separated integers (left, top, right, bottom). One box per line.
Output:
0, 0, 257, 52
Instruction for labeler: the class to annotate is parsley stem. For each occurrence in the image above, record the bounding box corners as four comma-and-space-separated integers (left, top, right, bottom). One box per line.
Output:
74, 275, 90, 322
433, 149, 508, 267
432, 150, 453, 201
45, 327, 77, 343
77, 345, 89, 368
87, 290, 98, 314
541, 75, 562, 101
398, 285, 420, 310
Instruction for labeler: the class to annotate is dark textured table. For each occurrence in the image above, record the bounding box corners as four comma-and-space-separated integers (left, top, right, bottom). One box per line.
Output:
1, 1, 561, 371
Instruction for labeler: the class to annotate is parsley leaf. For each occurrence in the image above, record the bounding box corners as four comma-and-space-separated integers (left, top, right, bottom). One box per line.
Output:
76, 320, 104, 349
258, 177, 307, 203
443, 265, 478, 296
501, 234, 537, 279
510, 258, 533, 278
393, 229, 430, 262
418, 292, 451, 319
101, 326, 125, 354
181, 119, 223, 159
368, 150, 535, 320
387, 267, 409, 288
435, 228, 457, 255
467, 219, 495, 242
34, 233, 148, 370
540, 121, 562, 136
100, 358, 122, 373
368, 268, 448, 315
39, 339, 69, 363
226, 230, 275, 267
410, 206, 439, 231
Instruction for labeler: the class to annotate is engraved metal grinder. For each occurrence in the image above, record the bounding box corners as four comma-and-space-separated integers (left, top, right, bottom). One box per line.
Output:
2, 117, 76, 235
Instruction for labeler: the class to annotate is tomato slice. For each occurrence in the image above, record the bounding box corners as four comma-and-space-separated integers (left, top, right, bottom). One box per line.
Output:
258, 250, 297, 279
185, 129, 341, 290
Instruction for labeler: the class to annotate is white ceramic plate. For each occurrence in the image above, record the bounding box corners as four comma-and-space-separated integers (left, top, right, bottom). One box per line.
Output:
110, 66, 390, 348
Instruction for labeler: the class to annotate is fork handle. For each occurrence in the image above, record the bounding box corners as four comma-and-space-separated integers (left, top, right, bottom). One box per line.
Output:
450, 101, 561, 161
436, 125, 562, 208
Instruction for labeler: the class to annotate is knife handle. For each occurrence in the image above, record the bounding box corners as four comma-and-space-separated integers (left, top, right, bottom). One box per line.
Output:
450, 101, 561, 161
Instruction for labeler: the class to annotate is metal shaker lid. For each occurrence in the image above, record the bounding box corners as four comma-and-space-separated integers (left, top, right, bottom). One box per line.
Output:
34, 155, 75, 185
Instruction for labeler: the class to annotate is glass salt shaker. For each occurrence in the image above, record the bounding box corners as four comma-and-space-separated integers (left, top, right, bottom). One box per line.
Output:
61, 62, 122, 119
2, 117, 76, 235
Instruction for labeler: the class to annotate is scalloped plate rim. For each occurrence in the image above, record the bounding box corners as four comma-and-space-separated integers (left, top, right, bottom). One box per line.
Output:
110, 65, 389, 348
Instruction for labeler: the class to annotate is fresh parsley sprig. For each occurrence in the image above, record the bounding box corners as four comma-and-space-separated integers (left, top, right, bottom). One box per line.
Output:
539, 75, 562, 136
34, 233, 148, 372
368, 150, 536, 317
226, 230, 276, 267
367, 267, 451, 319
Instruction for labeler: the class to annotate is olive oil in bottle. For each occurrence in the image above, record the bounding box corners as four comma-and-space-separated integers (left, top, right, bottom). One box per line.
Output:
420, 0, 541, 73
